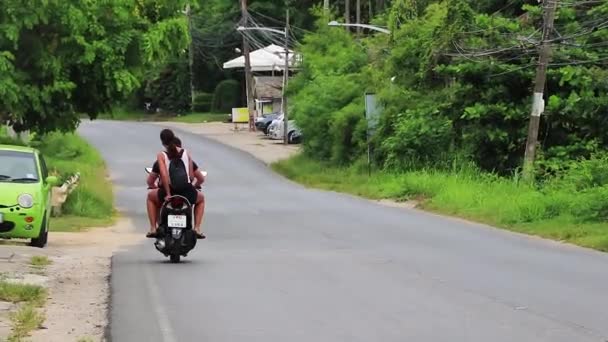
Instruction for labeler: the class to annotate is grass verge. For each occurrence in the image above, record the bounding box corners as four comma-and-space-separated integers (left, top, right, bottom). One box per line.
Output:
34, 132, 115, 231
273, 154, 608, 252
7, 304, 46, 342
0, 273, 48, 341
101, 110, 228, 123
1, 128, 115, 232
0, 282, 46, 306
29, 256, 51, 268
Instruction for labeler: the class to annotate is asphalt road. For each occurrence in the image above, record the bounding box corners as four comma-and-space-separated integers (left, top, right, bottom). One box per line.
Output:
79, 121, 608, 342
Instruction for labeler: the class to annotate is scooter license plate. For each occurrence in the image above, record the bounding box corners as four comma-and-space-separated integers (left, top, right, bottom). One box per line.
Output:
167, 215, 187, 228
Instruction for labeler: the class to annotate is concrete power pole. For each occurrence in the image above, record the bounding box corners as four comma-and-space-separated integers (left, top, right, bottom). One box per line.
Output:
345, 0, 350, 24
356, 0, 361, 36
282, 9, 290, 145
522, 0, 559, 180
241, 0, 255, 131
324, 0, 330, 12
186, 4, 195, 112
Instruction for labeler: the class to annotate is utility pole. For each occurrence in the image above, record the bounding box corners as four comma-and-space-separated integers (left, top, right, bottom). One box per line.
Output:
241, 0, 255, 131
324, 0, 330, 13
356, 0, 361, 36
186, 4, 195, 112
282, 9, 290, 145
522, 0, 558, 180
345, 0, 350, 25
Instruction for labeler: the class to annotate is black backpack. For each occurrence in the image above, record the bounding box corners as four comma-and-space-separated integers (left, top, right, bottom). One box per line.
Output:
169, 150, 190, 192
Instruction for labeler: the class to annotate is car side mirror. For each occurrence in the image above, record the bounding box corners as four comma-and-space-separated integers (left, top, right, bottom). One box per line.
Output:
46, 176, 59, 186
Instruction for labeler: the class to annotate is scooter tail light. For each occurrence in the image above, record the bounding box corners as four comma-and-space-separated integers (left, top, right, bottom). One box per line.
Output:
170, 197, 185, 208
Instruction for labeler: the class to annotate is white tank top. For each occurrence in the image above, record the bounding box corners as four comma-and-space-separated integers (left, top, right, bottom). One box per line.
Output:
163, 148, 191, 183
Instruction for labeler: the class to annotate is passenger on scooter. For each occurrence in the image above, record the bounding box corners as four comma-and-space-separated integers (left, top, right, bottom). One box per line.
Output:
146, 129, 205, 239
146, 137, 206, 239
147, 138, 205, 188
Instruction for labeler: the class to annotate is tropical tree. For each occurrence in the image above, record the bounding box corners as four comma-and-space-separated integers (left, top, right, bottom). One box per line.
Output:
0, 0, 190, 133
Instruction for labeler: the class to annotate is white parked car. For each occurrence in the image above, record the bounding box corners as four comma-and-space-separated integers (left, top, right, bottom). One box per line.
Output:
268, 114, 301, 144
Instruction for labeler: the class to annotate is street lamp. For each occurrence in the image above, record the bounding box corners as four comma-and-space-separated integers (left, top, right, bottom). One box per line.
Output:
327, 21, 391, 34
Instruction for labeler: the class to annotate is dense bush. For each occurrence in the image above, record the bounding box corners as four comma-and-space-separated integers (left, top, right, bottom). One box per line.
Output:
289, 16, 369, 164
211, 80, 241, 113
193, 92, 213, 112
143, 60, 191, 114
290, 1, 608, 177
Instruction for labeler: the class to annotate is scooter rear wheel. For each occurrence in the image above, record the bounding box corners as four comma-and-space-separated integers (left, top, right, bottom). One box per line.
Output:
170, 254, 181, 263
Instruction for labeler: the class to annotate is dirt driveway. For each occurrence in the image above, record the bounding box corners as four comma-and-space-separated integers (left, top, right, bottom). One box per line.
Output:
0, 219, 142, 342
156, 122, 300, 165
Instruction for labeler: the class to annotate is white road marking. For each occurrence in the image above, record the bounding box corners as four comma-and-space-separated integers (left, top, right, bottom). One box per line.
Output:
144, 266, 177, 342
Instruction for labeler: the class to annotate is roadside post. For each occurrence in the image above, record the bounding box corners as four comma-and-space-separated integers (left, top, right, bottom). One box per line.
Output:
364, 92, 381, 177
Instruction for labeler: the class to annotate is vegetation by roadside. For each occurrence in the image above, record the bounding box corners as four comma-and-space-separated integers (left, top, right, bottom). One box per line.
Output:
1, 129, 115, 232
34, 132, 115, 229
29, 257, 51, 268
100, 110, 228, 123
273, 154, 608, 252
0, 280, 47, 341
8, 304, 46, 342
0, 282, 46, 306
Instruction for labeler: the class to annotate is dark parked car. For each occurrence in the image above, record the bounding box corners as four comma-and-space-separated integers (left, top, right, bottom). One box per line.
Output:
255, 113, 280, 134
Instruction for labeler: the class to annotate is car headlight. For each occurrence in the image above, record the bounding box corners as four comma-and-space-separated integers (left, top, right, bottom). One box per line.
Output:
18, 194, 34, 208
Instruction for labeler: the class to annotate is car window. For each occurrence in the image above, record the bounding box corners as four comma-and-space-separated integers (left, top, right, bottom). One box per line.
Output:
39, 154, 49, 180
0, 151, 39, 182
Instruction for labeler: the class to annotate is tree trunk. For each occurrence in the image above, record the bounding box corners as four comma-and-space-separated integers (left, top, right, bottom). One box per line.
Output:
376, 0, 385, 12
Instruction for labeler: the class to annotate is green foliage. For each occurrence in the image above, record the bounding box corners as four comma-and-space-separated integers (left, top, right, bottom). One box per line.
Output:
289, 15, 369, 164
193, 92, 213, 112
0, 281, 46, 305
143, 59, 191, 114
292, 0, 608, 179
211, 80, 241, 113
0, 0, 190, 133
7, 303, 46, 342
31, 132, 114, 220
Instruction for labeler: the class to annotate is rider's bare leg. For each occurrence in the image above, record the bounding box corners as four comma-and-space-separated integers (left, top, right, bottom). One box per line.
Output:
146, 189, 159, 233
194, 192, 205, 235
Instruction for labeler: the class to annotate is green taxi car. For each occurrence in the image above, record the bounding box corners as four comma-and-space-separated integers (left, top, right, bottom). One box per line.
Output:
0, 145, 58, 247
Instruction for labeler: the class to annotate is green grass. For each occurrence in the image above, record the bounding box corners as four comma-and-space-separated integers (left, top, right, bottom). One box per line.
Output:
7, 304, 46, 342
77, 337, 94, 342
273, 154, 608, 252
49, 215, 114, 232
1, 127, 115, 232
0, 281, 47, 306
29, 256, 51, 268
34, 132, 115, 222
100, 110, 228, 123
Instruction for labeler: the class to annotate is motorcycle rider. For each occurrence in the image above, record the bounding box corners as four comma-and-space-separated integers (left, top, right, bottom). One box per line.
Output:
146, 137, 206, 238
146, 129, 205, 239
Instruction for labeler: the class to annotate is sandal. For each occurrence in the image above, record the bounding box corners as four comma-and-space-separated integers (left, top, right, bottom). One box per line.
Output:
146, 231, 158, 238
195, 232, 206, 239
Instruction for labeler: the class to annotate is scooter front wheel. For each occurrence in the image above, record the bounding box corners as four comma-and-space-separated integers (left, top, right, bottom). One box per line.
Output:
170, 254, 181, 263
